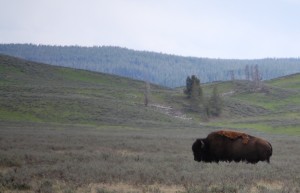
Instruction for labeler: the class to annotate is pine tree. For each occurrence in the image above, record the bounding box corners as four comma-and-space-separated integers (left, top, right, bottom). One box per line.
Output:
253, 65, 262, 89
184, 76, 192, 98
208, 86, 223, 117
245, 65, 250, 80
191, 78, 200, 106
229, 70, 235, 81
184, 75, 203, 102
184, 75, 204, 115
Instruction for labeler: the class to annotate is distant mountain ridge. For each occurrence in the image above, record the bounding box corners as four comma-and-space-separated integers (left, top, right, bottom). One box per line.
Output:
1, 43, 300, 87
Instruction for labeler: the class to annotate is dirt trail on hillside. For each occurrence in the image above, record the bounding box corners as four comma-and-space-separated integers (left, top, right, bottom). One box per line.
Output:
150, 104, 192, 120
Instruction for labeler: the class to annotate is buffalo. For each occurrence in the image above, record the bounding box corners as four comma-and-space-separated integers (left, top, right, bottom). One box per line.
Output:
192, 130, 272, 164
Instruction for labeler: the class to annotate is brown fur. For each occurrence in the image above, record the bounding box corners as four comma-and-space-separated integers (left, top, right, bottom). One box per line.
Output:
192, 130, 273, 163
216, 130, 250, 144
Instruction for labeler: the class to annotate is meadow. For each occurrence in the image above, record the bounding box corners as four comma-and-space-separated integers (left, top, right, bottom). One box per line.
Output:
0, 122, 299, 193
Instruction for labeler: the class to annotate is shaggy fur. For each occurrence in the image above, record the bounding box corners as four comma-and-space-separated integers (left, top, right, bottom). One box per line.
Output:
216, 130, 249, 144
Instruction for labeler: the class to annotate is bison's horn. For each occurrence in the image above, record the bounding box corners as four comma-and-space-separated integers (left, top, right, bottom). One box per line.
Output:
201, 140, 205, 148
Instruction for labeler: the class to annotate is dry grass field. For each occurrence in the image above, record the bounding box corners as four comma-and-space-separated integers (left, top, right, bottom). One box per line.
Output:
0, 122, 299, 193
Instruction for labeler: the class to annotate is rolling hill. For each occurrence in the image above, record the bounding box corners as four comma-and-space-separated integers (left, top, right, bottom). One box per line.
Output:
204, 77, 300, 135
1, 54, 300, 135
1, 44, 300, 87
0, 54, 190, 128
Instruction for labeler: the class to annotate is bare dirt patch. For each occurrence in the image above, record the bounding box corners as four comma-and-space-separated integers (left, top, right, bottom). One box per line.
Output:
150, 104, 191, 120
0, 167, 14, 175
256, 180, 284, 190
250, 180, 284, 193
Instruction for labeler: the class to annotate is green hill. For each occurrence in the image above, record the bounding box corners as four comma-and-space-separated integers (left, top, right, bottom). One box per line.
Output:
203, 78, 300, 135
1, 44, 300, 87
1, 54, 299, 135
267, 73, 300, 90
0, 54, 191, 128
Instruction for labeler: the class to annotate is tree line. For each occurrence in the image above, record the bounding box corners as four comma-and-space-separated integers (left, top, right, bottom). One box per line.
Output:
1, 44, 300, 87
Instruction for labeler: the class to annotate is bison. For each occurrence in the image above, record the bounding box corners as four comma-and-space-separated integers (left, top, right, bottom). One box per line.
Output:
192, 130, 272, 164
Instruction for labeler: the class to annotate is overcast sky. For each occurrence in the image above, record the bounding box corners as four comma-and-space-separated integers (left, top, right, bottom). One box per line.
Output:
1, 0, 300, 59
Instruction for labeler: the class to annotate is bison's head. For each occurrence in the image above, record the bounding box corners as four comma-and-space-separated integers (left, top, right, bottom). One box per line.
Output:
192, 139, 206, 162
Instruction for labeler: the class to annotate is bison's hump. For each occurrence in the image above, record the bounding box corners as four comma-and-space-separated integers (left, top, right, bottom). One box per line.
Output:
215, 130, 250, 144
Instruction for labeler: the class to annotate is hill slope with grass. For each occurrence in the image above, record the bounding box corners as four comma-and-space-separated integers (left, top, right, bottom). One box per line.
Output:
1, 54, 300, 135
203, 77, 300, 135
0, 54, 193, 128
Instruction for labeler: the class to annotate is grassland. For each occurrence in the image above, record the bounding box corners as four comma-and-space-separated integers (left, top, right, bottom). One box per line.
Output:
0, 122, 299, 193
0, 54, 300, 192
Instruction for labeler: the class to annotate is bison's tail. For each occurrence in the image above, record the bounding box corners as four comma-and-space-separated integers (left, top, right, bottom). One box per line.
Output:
267, 142, 272, 163
268, 142, 273, 156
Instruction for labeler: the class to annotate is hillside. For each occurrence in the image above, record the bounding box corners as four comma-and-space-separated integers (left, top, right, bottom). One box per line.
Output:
1, 54, 300, 135
203, 77, 300, 135
0, 54, 191, 127
1, 44, 300, 87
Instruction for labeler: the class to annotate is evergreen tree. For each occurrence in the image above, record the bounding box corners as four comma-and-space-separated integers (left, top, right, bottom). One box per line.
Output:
184, 75, 204, 115
184, 75, 203, 102
184, 76, 192, 97
245, 65, 250, 80
208, 86, 223, 117
253, 64, 262, 89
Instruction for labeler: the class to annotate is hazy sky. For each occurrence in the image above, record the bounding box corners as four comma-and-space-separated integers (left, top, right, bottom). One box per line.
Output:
1, 0, 300, 59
